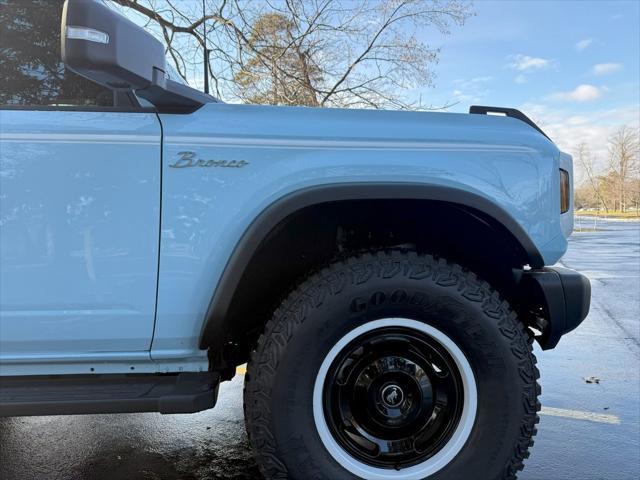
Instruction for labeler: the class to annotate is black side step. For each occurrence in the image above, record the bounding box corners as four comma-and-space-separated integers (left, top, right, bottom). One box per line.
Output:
0, 372, 219, 417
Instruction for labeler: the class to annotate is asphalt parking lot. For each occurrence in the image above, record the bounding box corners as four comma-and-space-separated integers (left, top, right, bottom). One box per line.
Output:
1, 217, 638, 480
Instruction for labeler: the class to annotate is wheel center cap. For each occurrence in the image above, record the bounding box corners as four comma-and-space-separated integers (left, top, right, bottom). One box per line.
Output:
381, 384, 404, 408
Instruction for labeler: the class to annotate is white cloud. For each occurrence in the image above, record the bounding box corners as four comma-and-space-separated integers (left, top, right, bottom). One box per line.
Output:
519, 103, 640, 183
453, 76, 494, 89
575, 39, 594, 51
591, 63, 622, 76
452, 89, 481, 103
451, 77, 493, 103
506, 54, 552, 71
550, 84, 604, 102
514, 74, 527, 84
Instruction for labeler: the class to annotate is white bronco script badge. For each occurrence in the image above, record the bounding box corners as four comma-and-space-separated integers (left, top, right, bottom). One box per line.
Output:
170, 151, 249, 169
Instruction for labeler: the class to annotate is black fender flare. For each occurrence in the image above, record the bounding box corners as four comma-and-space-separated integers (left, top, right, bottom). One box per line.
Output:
199, 182, 544, 349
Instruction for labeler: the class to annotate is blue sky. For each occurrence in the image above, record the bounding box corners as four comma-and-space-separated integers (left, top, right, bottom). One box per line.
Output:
120, 0, 639, 177
423, 0, 639, 111
417, 0, 639, 173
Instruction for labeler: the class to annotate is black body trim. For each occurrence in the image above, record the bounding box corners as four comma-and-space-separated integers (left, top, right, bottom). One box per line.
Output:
137, 79, 215, 114
521, 267, 591, 349
199, 183, 544, 348
0, 372, 219, 417
469, 105, 551, 140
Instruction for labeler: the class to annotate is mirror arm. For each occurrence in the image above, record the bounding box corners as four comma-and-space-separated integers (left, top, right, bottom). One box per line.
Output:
137, 79, 217, 113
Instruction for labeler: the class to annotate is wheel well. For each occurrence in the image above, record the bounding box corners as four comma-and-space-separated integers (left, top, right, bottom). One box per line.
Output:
206, 198, 535, 365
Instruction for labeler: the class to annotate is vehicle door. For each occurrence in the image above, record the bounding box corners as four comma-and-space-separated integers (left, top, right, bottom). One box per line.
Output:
0, 0, 161, 365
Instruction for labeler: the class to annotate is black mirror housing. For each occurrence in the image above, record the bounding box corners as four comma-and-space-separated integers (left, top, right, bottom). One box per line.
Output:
61, 0, 166, 91
61, 0, 215, 112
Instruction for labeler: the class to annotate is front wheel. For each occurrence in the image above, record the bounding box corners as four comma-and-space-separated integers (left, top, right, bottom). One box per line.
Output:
244, 251, 540, 480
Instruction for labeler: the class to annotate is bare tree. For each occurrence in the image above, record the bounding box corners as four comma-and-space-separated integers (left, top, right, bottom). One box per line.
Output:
234, 12, 322, 106
575, 142, 608, 211
607, 126, 640, 212
112, 0, 473, 108
629, 176, 640, 213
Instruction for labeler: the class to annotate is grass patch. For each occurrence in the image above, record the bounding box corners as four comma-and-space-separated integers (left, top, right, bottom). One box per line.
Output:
576, 210, 640, 219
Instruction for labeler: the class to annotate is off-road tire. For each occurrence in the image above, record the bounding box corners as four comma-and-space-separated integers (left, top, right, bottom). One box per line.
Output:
244, 250, 540, 480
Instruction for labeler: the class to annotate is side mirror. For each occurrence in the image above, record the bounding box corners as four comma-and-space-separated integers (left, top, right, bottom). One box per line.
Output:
61, 0, 213, 112
61, 0, 167, 91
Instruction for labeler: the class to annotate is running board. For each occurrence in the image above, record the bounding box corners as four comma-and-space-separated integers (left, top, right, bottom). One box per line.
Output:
0, 372, 219, 417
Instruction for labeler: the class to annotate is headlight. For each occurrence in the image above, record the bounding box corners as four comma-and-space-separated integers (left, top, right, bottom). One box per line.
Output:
560, 169, 570, 214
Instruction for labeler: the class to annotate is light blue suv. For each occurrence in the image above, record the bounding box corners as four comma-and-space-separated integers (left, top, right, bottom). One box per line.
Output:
0, 1, 591, 479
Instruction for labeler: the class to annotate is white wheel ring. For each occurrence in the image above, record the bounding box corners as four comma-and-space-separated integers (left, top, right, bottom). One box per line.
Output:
312, 318, 478, 480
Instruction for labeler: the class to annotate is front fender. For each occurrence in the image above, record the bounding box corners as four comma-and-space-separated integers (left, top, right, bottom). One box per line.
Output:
198, 182, 544, 348
151, 103, 562, 359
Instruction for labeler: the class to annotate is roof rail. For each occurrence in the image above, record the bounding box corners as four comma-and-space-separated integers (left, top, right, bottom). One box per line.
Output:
469, 105, 551, 141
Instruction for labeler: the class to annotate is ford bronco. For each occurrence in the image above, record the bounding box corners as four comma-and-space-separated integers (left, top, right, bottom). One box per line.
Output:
0, 1, 591, 479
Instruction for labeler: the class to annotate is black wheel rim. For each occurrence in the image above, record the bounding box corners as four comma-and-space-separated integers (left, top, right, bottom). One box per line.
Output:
322, 326, 465, 469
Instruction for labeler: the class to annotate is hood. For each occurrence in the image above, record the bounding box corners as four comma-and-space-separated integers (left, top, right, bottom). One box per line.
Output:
163, 103, 559, 156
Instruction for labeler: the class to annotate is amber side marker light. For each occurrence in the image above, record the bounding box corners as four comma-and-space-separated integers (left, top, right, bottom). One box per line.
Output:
560, 169, 570, 214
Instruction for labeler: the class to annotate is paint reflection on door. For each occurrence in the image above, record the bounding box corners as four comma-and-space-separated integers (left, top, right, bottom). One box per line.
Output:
0, 109, 161, 359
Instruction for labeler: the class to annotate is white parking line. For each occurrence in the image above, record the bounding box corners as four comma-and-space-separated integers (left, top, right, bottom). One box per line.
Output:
235, 366, 622, 426
541, 406, 621, 425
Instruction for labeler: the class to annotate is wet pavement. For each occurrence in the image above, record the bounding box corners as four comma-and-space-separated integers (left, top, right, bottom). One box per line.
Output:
1, 217, 639, 480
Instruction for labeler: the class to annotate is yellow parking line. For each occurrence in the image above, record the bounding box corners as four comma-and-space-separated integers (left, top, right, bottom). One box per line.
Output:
540, 406, 621, 425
